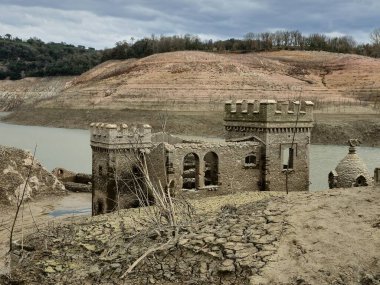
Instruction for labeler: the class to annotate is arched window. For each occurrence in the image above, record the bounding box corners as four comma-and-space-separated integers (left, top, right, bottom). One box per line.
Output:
182, 153, 199, 190
244, 153, 257, 167
204, 152, 218, 186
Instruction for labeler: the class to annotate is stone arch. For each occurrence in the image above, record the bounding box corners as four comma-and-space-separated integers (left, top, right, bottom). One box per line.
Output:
204, 151, 219, 186
182, 153, 200, 190
354, 175, 368, 187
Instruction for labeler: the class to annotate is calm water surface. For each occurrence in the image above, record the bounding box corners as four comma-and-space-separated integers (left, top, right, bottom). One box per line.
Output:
1, 114, 379, 191
0, 113, 90, 173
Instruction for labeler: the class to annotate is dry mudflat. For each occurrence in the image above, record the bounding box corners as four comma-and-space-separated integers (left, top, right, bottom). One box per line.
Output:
2, 186, 379, 285
0, 193, 91, 276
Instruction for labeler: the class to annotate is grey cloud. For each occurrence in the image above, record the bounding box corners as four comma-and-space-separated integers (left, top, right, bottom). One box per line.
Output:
0, 0, 377, 48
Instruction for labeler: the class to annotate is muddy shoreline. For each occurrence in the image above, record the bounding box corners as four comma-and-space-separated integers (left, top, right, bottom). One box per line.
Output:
2, 108, 380, 147
0, 192, 91, 275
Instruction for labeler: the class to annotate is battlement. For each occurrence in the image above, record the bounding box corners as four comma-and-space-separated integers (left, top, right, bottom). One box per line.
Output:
90, 122, 152, 149
224, 99, 314, 123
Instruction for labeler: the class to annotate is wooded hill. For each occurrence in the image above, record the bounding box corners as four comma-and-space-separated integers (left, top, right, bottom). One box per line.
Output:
0, 35, 101, 80
1, 30, 379, 80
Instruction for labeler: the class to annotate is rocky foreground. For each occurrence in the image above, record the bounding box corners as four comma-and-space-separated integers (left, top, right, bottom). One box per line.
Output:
0, 146, 66, 205
3, 187, 379, 285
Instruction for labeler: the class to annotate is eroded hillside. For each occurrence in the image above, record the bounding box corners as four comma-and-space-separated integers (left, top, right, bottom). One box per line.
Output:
35, 51, 346, 110
0, 77, 73, 111
1, 51, 379, 112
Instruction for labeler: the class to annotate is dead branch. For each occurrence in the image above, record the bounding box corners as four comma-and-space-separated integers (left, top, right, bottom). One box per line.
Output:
9, 145, 37, 252
120, 236, 176, 278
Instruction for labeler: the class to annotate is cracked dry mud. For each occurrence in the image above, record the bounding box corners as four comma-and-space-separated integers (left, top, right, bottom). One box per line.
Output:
5, 187, 380, 285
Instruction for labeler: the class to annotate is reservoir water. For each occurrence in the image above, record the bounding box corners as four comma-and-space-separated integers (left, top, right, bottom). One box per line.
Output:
0, 114, 379, 191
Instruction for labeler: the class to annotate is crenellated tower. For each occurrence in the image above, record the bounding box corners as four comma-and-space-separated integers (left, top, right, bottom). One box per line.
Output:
90, 123, 152, 215
224, 99, 314, 191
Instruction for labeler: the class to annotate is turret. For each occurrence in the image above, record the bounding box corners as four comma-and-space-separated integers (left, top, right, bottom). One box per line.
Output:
90, 123, 152, 150
224, 99, 314, 124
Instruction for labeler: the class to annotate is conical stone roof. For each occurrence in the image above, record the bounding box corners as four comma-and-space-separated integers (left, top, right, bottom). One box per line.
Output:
335, 146, 372, 188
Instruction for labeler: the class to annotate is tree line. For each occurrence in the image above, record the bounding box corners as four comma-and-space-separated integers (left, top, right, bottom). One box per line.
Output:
1, 29, 380, 80
102, 30, 380, 61
0, 34, 101, 80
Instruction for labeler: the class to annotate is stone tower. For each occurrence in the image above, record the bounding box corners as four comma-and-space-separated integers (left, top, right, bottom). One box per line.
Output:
224, 99, 314, 191
90, 123, 152, 215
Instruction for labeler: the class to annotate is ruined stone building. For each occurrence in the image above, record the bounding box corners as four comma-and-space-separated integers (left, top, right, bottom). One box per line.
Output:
90, 99, 314, 215
329, 140, 373, 189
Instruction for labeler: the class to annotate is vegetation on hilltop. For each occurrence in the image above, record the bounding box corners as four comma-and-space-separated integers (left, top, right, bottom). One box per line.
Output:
101, 29, 380, 61
0, 34, 101, 80
1, 29, 380, 80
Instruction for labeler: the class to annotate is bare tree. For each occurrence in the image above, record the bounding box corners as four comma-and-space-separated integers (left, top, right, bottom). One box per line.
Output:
370, 28, 380, 45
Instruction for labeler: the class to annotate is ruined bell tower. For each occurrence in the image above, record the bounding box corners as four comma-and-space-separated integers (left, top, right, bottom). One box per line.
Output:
224, 99, 314, 191
90, 123, 152, 215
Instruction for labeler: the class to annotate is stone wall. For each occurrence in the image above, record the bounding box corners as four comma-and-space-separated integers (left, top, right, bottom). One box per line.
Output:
90, 123, 152, 150
264, 131, 311, 192
224, 99, 314, 192
92, 147, 148, 215
374, 168, 380, 186
91, 123, 154, 215
92, 147, 111, 214
90, 99, 314, 215
159, 142, 262, 194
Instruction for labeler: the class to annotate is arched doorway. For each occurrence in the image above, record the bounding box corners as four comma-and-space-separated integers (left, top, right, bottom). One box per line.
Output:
182, 153, 199, 190
354, 175, 368, 187
204, 152, 218, 186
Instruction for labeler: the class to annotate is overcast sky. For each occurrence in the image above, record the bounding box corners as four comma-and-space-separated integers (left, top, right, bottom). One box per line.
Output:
0, 0, 378, 49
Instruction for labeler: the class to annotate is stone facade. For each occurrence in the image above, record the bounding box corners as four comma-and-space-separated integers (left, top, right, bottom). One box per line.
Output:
375, 168, 380, 186
91, 99, 314, 215
224, 99, 314, 192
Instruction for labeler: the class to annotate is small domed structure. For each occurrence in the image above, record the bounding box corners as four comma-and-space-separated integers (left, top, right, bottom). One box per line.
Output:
329, 139, 372, 189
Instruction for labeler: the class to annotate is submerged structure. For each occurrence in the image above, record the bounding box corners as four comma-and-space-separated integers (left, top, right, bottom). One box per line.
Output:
328, 139, 373, 189
91, 99, 314, 215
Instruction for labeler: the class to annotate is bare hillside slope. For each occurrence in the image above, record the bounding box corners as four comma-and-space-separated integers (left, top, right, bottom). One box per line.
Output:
0, 77, 73, 111
34, 51, 380, 111
1, 51, 379, 112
